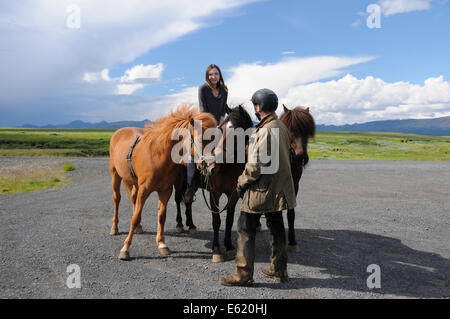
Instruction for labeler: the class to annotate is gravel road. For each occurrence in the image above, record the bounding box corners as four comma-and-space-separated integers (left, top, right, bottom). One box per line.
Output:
0, 157, 449, 299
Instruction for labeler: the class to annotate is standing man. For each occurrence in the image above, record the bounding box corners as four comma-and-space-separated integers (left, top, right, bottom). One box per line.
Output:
219, 88, 296, 287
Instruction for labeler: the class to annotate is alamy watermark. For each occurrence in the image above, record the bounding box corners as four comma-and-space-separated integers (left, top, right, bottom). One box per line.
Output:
66, 4, 81, 29
366, 4, 381, 29
170, 120, 280, 174
66, 264, 81, 289
366, 264, 381, 289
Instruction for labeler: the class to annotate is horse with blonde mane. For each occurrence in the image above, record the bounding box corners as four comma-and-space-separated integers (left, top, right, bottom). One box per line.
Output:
109, 105, 217, 260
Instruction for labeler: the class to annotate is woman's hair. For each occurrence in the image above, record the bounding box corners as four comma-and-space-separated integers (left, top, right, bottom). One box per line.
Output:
205, 64, 228, 92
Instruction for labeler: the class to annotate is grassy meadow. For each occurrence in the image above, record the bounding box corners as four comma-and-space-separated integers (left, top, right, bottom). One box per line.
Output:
0, 127, 449, 161
310, 131, 450, 161
0, 162, 74, 194
0, 128, 113, 157
1, 128, 448, 194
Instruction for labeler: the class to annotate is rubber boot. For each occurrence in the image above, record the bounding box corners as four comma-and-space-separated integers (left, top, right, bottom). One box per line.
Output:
219, 212, 258, 287
261, 212, 288, 282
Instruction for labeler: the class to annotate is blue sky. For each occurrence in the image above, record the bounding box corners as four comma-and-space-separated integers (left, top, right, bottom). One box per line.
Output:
1, 0, 449, 126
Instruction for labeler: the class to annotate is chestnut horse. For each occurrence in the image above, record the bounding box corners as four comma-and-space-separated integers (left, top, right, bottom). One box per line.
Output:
109, 105, 217, 260
279, 105, 316, 252
174, 105, 254, 262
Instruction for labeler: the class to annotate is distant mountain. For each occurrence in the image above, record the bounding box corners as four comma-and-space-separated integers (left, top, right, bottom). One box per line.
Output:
19, 119, 151, 130
18, 116, 450, 136
317, 116, 450, 136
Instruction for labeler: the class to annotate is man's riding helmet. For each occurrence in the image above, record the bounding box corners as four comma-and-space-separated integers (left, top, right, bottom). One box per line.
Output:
251, 88, 278, 112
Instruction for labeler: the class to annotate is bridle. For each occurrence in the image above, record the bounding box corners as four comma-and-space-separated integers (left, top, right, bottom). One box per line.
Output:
192, 118, 237, 214
187, 122, 215, 174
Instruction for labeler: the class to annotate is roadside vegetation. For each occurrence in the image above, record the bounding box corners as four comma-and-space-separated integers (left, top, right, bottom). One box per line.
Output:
0, 162, 75, 194
0, 128, 449, 161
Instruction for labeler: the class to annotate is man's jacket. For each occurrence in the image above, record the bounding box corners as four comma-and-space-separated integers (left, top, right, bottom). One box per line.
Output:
238, 113, 296, 214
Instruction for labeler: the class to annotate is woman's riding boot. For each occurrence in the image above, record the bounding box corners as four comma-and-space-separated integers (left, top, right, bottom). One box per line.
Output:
184, 160, 197, 203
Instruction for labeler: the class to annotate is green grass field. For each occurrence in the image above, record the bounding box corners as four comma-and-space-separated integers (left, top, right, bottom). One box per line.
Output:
0, 162, 74, 194
0, 128, 113, 157
310, 131, 450, 161
0, 127, 449, 161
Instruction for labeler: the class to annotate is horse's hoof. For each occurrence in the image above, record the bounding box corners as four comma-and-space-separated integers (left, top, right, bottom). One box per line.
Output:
118, 250, 131, 260
134, 225, 144, 234
188, 227, 198, 234
212, 254, 224, 263
256, 225, 262, 232
226, 249, 236, 259
287, 244, 299, 253
176, 226, 184, 233
158, 247, 172, 256
109, 227, 119, 236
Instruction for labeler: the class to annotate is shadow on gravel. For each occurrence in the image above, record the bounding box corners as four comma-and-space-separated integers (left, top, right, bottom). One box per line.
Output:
113, 227, 449, 297
276, 229, 450, 298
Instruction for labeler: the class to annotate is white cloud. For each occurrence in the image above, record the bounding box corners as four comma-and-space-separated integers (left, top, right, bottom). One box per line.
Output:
82, 63, 164, 94
378, 0, 432, 16
152, 59, 450, 126
141, 56, 374, 121
351, 0, 432, 28
0, 0, 259, 103
115, 83, 145, 95
282, 74, 450, 124
83, 69, 110, 83
226, 56, 375, 100
120, 63, 164, 83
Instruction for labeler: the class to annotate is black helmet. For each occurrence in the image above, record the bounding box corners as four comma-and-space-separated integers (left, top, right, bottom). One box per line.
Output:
251, 88, 278, 112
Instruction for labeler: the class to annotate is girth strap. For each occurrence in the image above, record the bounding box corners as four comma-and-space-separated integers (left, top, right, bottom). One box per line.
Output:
127, 135, 141, 184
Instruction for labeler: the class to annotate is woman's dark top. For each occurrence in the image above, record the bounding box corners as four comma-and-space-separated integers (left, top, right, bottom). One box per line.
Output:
198, 83, 228, 123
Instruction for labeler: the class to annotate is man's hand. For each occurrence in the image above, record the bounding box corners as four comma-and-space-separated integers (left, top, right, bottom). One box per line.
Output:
236, 186, 245, 199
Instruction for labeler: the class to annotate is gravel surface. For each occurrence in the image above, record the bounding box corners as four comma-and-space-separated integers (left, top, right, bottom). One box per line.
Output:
0, 157, 449, 299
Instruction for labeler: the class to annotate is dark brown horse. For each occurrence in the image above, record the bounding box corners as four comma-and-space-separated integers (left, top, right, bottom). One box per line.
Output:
174, 105, 254, 262
109, 105, 217, 260
279, 105, 316, 251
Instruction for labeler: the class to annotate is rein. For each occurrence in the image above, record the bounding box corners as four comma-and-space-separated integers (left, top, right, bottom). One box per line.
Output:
187, 123, 236, 214
200, 172, 237, 215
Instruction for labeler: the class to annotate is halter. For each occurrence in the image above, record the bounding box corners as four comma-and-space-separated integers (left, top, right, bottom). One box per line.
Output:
192, 119, 237, 215
187, 122, 215, 172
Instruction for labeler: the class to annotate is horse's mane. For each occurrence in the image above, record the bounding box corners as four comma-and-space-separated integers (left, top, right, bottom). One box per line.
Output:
142, 104, 217, 158
226, 105, 254, 130
280, 106, 316, 139
280, 106, 316, 166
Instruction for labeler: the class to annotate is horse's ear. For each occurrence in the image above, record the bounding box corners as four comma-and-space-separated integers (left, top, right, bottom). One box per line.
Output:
306, 107, 310, 113
238, 105, 245, 113
283, 104, 289, 113
225, 104, 232, 115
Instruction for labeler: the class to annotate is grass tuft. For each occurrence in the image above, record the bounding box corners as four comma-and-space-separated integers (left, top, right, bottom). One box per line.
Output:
62, 162, 76, 171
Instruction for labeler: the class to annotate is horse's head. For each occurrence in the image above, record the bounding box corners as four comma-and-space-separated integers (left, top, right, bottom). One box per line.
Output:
214, 104, 254, 166
188, 112, 219, 177
168, 106, 218, 175
280, 104, 316, 165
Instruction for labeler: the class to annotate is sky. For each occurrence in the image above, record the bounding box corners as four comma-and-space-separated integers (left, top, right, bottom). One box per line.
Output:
1, 0, 450, 126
